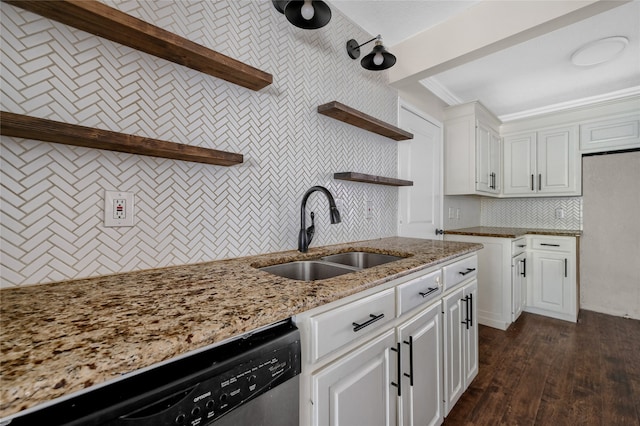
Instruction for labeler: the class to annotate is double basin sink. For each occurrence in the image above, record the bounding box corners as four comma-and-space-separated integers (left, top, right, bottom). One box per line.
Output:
259, 251, 407, 281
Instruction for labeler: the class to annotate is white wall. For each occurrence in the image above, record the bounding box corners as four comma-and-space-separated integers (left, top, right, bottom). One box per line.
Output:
581, 151, 640, 319
0, 1, 401, 287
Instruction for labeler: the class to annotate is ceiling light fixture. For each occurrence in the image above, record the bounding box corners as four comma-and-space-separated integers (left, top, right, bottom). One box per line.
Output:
346, 35, 396, 71
570, 36, 629, 67
272, 0, 331, 30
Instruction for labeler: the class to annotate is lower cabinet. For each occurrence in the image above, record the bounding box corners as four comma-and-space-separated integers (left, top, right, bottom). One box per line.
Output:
296, 254, 479, 426
526, 236, 578, 322
442, 279, 478, 415
397, 301, 443, 426
444, 234, 513, 330
311, 329, 397, 426
511, 251, 527, 322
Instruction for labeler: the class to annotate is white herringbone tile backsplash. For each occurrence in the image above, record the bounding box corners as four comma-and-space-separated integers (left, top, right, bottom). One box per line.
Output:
481, 197, 583, 230
1, 1, 400, 287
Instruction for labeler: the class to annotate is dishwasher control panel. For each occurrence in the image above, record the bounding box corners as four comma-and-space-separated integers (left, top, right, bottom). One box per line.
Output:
115, 344, 299, 426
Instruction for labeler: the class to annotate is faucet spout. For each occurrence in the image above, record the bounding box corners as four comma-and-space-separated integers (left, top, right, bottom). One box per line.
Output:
298, 186, 341, 253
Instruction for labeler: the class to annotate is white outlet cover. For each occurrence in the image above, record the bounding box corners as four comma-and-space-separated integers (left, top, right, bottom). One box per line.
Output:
104, 191, 135, 227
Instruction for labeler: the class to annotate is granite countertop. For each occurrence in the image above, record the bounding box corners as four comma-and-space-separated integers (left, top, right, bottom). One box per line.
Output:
444, 226, 582, 238
0, 237, 481, 418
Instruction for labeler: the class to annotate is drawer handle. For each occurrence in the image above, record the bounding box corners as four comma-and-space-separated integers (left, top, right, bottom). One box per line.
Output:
458, 268, 476, 276
517, 244, 526, 248
352, 313, 385, 332
540, 243, 560, 247
419, 287, 438, 298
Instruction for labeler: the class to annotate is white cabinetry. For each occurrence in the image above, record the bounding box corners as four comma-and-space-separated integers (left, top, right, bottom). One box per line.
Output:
444, 101, 501, 196
526, 236, 578, 322
397, 301, 443, 426
503, 125, 580, 196
296, 254, 479, 426
444, 234, 513, 330
442, 279, 477, 415
579, 112, 640, 153
312, 329, 397, 426
511, 238, 528, 323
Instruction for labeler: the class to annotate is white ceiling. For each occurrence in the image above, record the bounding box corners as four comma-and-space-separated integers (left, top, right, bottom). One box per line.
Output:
329, 0, 640, 120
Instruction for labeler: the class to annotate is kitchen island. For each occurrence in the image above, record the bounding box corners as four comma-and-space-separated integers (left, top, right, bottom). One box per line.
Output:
0, 237, 481, 418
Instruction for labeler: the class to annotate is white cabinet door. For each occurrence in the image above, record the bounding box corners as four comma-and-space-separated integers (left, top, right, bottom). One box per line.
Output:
511, 252, 526, 322
312, 329, 397, 426
442, 287, 464, 415
537, 126, 578, 194
503, 126, 580, 197
462, 280, 478, 388
397, 302, 443, 426
530, 252, 572, 316
475, 123, 500, 194
503, 132, 536, 195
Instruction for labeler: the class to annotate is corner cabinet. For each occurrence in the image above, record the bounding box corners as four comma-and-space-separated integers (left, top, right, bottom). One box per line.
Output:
503, 125, 581, 196
444, 101, 501, 196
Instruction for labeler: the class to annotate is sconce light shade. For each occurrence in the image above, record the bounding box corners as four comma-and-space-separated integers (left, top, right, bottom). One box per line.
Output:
273, 0, 332, 30
346, 35, 396, 71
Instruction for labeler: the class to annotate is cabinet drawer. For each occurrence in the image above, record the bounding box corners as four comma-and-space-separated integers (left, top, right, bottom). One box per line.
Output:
530, 237, 575, 252
396, 269, 442, 316
512, 237, 527, 255
309, 288, 395, 363
443, 255, 477, 291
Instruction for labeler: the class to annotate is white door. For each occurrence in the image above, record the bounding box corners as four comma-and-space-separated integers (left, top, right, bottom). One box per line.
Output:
398, 102, 442, 239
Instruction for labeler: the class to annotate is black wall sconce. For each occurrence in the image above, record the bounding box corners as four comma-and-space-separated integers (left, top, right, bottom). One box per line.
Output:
272, 0, 331, 30
347, 35, 396, 71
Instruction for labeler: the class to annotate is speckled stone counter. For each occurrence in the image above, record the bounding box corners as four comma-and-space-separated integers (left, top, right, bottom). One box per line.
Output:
445, 226, 582, 238
0, 237, 481, 418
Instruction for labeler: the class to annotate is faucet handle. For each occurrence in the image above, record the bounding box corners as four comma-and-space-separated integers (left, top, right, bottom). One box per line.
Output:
306, 212, 315, 244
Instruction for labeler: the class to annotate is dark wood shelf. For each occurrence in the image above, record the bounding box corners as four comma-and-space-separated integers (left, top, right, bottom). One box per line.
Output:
334, 172, 413, 187
318, 101, 413, 141
1, 111, 243, 167
6, 0, 272, 91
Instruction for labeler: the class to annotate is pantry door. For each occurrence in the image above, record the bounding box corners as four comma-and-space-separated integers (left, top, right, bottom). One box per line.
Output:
398, 101, 443, 239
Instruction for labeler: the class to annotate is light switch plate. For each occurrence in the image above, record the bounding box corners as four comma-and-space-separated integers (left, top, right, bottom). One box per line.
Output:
104, 191, 135, 227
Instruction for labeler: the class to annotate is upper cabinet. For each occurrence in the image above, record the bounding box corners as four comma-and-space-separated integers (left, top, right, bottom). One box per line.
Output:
444, 101, 501, 197
579, 112, 640, 154
444, 96, 638, 198
503, 125, 580, 196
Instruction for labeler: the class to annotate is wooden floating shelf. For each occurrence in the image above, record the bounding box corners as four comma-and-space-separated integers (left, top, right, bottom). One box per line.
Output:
0, 111, 243, 167
334, 172, 413, 187
6, 0, 272, 91
318, 101, 413, 141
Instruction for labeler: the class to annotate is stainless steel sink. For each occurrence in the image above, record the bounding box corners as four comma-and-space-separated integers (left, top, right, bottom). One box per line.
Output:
260, 261, 358, 281
321, 251, 405, 269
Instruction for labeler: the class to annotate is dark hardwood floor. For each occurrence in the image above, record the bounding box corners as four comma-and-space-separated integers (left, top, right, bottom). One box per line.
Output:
444, 310, 640, 426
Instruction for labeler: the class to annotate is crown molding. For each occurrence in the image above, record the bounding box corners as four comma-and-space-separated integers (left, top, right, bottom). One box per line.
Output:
419, 77, 464, 106
499, 86, 640, 122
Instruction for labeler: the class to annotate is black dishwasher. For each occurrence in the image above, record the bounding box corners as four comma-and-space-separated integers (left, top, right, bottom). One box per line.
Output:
2, 319, 301, 426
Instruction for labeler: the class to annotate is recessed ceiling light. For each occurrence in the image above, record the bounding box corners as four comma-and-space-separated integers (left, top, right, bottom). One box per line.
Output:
570, 36, 629, 67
